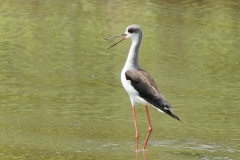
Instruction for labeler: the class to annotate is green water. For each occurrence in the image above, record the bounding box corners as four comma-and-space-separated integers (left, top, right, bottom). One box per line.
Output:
0, 1, 240, 159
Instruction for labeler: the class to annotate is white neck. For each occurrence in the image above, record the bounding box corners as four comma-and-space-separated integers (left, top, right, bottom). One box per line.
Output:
124, 35, 142, 70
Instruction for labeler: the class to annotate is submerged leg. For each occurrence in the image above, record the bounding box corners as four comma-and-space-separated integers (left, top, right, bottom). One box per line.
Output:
143, 105, 153, 150
132, 106, 139, 152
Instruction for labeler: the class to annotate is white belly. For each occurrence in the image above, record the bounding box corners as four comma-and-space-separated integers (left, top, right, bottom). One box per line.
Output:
121, 68, 148, 106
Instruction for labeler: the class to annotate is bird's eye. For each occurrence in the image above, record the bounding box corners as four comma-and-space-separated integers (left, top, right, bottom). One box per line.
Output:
128, 28, 134, 33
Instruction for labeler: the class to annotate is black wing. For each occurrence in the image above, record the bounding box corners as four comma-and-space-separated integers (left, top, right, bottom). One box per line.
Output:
125, 69, 181, 121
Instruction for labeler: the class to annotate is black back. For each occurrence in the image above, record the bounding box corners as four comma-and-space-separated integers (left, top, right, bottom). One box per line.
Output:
125, 69, 181, 121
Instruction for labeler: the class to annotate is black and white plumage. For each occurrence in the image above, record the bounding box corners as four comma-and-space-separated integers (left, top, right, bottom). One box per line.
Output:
125, 69, 180, 121
105, 24, 180, 151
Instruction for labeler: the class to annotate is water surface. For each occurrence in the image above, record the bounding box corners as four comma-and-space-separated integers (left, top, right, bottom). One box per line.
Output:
0, 1, 240, 159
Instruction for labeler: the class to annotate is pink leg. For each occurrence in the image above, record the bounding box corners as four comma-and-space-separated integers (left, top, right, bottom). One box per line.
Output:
132, 106, 139, 152
143, 105, 153, 150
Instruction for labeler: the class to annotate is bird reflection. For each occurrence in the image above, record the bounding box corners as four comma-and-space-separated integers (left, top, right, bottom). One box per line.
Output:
135, 150, 147, 160
143, 151, 147, 160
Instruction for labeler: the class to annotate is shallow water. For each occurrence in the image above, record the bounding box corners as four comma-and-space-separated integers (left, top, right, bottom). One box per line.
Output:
0, 0, 240, 159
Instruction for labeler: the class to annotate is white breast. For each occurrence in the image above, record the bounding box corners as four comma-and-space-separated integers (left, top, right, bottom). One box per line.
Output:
121, 68, 149, 106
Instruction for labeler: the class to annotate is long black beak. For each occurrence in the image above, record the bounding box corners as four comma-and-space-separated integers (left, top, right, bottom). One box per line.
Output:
105, 34, 126, 49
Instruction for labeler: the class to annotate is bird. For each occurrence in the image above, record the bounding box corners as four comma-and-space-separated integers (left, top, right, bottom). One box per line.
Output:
105, 24, 181, 152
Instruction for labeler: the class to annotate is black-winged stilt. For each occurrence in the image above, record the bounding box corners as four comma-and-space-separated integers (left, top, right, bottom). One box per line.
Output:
105, 24, 181, 151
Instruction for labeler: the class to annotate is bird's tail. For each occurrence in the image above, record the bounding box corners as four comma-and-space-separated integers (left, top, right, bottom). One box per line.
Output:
162, 108, 181, 122
150, 100, 181, 121
144, 97, 181, 121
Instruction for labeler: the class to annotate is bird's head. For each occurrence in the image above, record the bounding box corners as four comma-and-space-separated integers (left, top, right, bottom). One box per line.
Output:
105, 24, 142, 49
